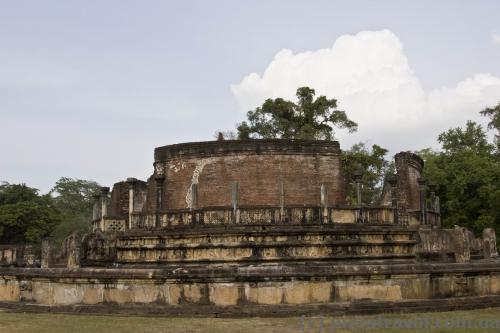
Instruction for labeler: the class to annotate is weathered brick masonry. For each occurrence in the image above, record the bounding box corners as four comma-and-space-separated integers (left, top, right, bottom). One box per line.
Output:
151, 140, 346, 210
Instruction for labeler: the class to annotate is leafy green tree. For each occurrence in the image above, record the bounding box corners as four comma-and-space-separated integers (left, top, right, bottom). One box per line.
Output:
49, 177, 100, 243
342, 143, 393, 205
420, 121, 499, 236
481, 102, 500, 150
237, 87, 358, 140
481, 102, 500, 132
0, 183, 61, 243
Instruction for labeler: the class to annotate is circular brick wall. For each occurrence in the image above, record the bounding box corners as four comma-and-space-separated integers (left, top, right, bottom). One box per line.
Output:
152, 140, 347, 210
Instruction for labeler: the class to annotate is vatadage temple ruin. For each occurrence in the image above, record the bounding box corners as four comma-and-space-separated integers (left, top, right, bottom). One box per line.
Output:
1, 139, 500, 315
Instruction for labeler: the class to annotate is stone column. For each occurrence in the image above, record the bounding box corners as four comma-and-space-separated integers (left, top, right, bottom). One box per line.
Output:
191, 183, 198, 210
100, 187, 110, 231
41, 238, 52, 269
352, 167, 363, 223
91, 194, 100, 231
126, 178, 138, 230
155, 175, 165, 228
190, 183, 198, 225
417, 178, 427, 225
231, 181, 239, 223
353, 168, 363, 206
67, 235, 81, 269
23, 244, 36, 267
453, 227, 471, 263
387, 174, 398, 224
279, 180, 285, 223
483, 228, 498, 259
92, 194, 99, 221
320, 184, 328, 223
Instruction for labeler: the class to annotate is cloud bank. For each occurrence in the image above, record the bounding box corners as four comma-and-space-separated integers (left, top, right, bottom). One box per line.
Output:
231, 30, 500, 152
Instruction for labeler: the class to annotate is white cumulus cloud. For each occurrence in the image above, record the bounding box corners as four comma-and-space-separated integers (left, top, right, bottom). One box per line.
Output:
231, 30, 500, 153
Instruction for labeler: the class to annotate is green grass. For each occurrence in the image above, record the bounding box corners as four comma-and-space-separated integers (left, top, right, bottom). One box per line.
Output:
1, 308, 500, 333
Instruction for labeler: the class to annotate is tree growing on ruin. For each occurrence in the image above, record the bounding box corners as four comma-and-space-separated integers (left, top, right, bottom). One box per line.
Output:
236, 87, 358, 140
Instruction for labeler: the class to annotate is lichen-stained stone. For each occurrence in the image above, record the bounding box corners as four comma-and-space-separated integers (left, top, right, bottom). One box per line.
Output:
31, 281, 53, 305
168, 284, 182, 305
397, 276, 430, 299
283, 282, 309, 304
453, 227, 471, 263
0, 279, 20, 302
470, 275, 490, 296
483, 228, 498, 259
104, 286, 133, 304
490, 275, 500, 294
131, 284, 160, 303
83, 287, 103, 304
334, 210, 356, 223
430, 275, 454, 298
209, 283, 239, 306
254, 284, 283, 305
336, 284, 402, 301
53, 284, 84, 305
182, 283, 205, 304
309, 282, 332, 303
276, 281, 332, 304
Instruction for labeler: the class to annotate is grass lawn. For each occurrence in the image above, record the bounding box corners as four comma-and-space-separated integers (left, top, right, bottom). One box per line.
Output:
1, 307, 500, 333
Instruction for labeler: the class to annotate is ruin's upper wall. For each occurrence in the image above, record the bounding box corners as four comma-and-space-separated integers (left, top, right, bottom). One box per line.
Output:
154, 139, 341, 161
150, 139, 346, 210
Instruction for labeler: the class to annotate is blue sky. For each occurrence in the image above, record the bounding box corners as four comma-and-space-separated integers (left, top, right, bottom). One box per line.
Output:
1, 0, 500, 192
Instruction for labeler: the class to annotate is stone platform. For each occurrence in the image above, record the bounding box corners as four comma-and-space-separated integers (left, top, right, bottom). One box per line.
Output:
85, 224, 417, 266
2, 260, 500, 316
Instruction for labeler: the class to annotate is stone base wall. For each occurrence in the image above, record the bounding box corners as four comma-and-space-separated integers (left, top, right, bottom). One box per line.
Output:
84, 225, 418, 265
2, 262, 500, 308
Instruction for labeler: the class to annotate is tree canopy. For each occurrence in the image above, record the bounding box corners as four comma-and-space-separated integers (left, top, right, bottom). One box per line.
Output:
481, 102, 500, 133
480, 102, 500, 151
237, 87, 358, 140
420, 119, 499, 236
0, 183, 60, 243
342, 143, 393, 205
49, 177, 101, 243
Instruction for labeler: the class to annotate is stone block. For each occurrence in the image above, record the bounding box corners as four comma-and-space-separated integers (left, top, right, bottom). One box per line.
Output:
182, 284, 204, 303
83, 287, 102, 304
309, 282, 332, 303
168, 284, 182, 305
131, 284, 159, 303
256, 285, 283, 305
490, 275, 500, 294
31, 281, 54, 305
53, 284, 84, 305
283, 282, 309, 304
210, 284, 239, 306
104, 287, 133, 304
337, 284, 402, 301
334, 209, 356, 223
0, 280, 19, 302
